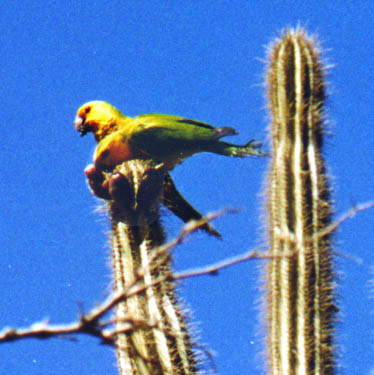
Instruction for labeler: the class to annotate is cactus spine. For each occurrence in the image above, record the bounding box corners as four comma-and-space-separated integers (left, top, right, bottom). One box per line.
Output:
264, 29, 337, 375
108, 160, 197, 375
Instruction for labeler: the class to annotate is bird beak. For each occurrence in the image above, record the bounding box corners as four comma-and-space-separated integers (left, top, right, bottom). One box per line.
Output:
73, 115, 88, 136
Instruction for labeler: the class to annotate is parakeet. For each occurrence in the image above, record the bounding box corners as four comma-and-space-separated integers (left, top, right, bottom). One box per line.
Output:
74, 101, 265, 171
74, 100, 266, 238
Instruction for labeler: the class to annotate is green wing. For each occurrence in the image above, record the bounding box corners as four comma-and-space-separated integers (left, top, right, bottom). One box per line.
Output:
134, 113, 217, 135
130, 113, 237, 158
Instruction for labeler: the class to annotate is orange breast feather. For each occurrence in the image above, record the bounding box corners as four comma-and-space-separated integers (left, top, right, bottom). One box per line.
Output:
94, 135, 134, 168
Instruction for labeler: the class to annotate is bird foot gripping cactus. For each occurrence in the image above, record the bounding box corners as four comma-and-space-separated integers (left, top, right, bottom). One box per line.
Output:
84, 162, 221, 237
84, 162, 165, 226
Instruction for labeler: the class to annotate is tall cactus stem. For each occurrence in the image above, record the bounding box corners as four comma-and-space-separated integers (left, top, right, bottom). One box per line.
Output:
264, 28, 337, 375
107, 160, 197, 375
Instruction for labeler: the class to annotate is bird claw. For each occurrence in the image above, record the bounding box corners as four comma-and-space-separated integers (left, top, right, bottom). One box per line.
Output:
245, 139, 268, 156
246, 139, 262, 148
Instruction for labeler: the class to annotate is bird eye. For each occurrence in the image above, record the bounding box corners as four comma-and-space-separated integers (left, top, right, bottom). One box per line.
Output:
85, 106, 91, 114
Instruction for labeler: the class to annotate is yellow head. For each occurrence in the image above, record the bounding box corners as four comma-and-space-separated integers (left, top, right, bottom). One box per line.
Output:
73, 101, 125, 142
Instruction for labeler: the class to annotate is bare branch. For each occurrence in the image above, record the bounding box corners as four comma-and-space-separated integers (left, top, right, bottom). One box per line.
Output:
313, 201, 374, 240
0, 290, 159, 345
173, 249, 269, 279
0, 202, 372, 346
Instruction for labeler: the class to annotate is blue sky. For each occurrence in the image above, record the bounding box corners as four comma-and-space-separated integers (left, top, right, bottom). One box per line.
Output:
1, 1, 373, 374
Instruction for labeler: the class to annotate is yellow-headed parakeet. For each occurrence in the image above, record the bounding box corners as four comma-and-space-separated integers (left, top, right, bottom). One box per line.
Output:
74, 101, 266, 238
74, 101, 265, 171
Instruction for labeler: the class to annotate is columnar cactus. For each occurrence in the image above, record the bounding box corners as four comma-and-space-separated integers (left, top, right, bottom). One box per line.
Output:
105, 160, 197, 375
264, 29, 337, 375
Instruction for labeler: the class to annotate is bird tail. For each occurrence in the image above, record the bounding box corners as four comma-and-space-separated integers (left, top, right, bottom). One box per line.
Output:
210, 139, 267, 157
